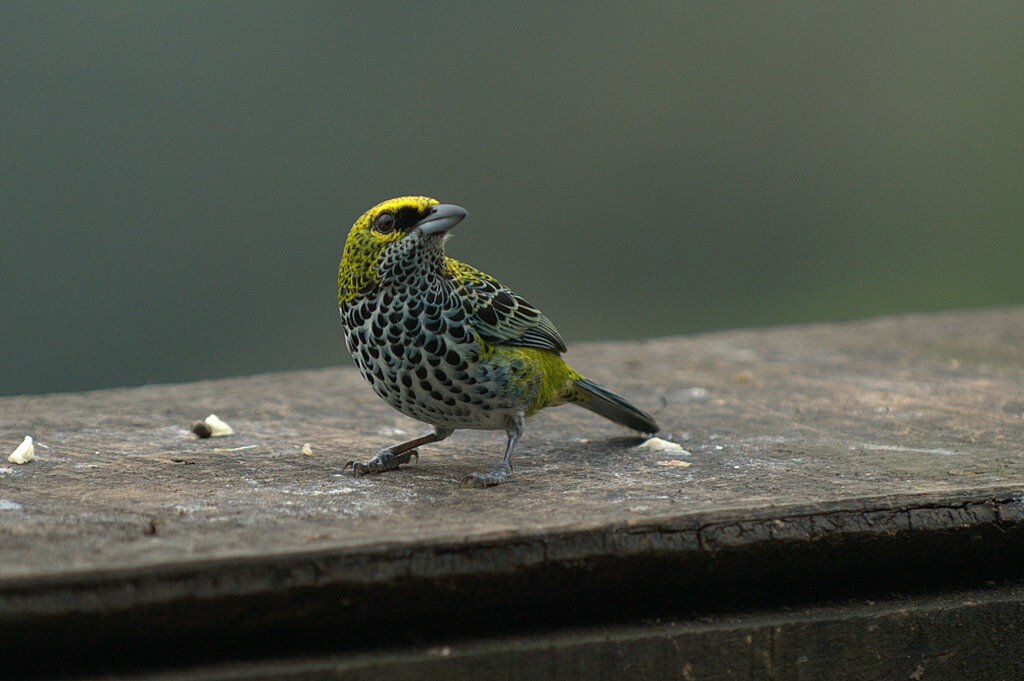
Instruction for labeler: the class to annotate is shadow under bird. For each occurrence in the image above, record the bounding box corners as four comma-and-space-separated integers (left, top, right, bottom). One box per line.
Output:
337, 196, 659, 486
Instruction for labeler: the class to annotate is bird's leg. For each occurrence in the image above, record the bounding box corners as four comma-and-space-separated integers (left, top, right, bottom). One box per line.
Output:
462, 415, 523, 487
344, 426, 453, 475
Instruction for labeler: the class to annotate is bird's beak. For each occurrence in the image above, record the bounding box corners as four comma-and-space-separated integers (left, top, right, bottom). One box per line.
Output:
415, 204, 468, 236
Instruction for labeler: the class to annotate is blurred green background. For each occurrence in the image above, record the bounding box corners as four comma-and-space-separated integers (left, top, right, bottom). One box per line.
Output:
2, 2, 1022, 396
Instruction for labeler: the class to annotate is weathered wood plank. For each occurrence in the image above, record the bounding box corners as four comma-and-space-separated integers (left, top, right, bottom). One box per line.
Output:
2, 307, 1022, 579
1, 307, 1023, 679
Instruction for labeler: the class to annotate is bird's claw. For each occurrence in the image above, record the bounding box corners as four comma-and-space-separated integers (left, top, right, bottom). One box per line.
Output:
460, 473, 494, 488
343, 449, 418, 476
460, 462, 512, 488
342, 459, 369, 475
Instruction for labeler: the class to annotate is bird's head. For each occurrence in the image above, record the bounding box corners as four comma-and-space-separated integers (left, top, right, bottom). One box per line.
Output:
338, 196, 468, 304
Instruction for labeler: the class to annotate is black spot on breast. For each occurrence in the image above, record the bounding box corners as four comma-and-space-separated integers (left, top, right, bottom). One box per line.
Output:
445, 349, 461, 366
450, 327, 473, 345
401, 374, 412, 388
415, 366, 428, 379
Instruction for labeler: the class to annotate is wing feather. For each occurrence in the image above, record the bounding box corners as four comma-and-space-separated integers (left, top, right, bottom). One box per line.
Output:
446, 259, 567, 353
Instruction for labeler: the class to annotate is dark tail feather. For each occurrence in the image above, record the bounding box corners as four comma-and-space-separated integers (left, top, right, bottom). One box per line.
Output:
573, 378, 660, 434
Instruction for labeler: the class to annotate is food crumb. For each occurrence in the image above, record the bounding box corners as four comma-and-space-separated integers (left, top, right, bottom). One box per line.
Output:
192, 414, 234, 438
8, 436, 35, 464
191, 420, 213, 438
635, 437, 690, 454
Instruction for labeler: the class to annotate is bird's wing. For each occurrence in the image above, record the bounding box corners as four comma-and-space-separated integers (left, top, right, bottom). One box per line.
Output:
446, 259, 567, 353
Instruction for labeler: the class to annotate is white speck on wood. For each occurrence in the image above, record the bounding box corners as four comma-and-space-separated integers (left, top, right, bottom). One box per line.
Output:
8, 436, 35, 464
635, 437, 690, 454
204, 414, 235, 437
856, 443, 958, 456
212, 444, 257, 453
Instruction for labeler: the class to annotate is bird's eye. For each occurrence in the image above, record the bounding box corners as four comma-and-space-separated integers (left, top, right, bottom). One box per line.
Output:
373, 212, 396, 233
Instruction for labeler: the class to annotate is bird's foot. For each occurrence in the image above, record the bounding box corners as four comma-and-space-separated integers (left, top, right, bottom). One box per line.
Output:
343, 448, 418, 475
461, 462, 512, 488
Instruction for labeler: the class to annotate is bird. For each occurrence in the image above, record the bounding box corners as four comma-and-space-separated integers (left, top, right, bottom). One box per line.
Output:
337, 196, 659, 486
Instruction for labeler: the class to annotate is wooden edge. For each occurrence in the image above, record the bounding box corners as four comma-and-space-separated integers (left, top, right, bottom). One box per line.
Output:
5, 485, 1024, 678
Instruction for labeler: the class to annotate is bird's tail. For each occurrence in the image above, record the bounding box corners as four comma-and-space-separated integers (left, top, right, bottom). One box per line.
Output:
572, 378, 660, 434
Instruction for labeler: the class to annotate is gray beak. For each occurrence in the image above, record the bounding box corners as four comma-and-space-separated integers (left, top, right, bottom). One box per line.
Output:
414, 203, 468, 236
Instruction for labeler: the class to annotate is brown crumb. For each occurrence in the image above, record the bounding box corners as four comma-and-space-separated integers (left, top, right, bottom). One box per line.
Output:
191, 420, 213, 438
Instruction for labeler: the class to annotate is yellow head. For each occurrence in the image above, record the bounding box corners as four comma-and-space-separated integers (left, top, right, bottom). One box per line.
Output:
337, 196, 467, 304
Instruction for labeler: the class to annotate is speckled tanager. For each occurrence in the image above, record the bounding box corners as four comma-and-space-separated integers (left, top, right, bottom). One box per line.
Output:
337, 196, 659, 486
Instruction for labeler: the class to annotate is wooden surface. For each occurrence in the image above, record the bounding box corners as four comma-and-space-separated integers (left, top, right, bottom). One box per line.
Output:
2, 306, 1024, 679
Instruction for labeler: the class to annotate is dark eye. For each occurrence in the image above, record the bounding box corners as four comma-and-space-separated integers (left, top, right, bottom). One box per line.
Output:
373, 212, 396, 233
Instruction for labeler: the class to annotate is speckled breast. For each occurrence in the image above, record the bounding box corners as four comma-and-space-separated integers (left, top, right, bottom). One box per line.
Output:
340, 277, 523, 430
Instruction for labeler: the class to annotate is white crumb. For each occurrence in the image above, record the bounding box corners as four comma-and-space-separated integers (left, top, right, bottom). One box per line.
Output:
8, 436, 35, 464
635, 437, 690, 454
204, 414, 235, 437
301, 443, 313, 456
